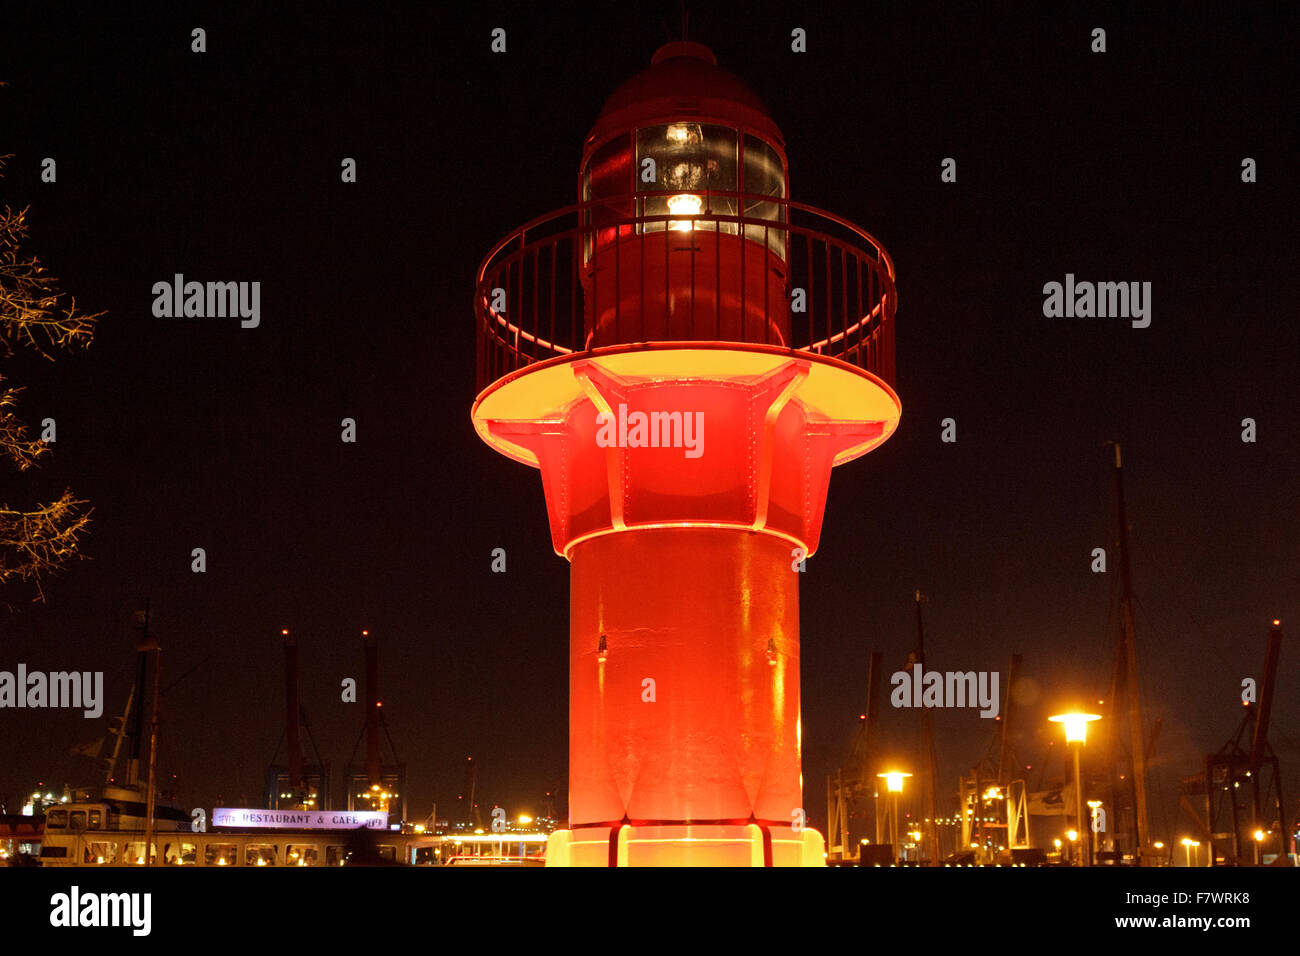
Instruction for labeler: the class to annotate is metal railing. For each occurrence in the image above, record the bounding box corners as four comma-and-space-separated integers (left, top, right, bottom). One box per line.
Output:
475, 191, 896, 392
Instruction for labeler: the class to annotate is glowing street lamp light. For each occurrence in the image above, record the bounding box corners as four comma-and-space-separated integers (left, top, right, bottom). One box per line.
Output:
877, 771, 912, 861
1181, 837, 1201, 868
1050, 712, 1100, 866
879, 771, 912, 793
1049, 712, 1101, 744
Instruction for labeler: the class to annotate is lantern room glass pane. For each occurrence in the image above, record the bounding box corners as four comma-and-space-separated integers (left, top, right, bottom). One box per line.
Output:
584, 135, 633, 213
743, 134, 786, 258
635, 123, 738, 234
583, 134, 635, 263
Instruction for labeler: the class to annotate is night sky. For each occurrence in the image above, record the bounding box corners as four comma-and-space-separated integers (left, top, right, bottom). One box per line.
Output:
1, 2, 1296, 843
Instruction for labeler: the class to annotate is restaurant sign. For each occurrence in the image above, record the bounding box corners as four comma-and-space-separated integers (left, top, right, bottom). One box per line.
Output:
212, 808, 388, 830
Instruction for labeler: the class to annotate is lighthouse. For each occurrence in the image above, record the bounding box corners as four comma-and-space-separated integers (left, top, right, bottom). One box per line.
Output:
472, 41, 901, 866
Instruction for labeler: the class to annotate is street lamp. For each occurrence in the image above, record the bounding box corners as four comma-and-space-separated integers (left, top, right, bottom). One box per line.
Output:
1181, 837, 1200, 868
877, 771, 912, 863
1050, 712, 1100, 866
1088, 799, 1103, 865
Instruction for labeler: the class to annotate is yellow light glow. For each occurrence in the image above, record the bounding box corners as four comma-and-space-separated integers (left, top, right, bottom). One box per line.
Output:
667, 193, 702, 217
1049, 712, 1101, 743
1254, 830, 1266, 842
518, 815, 533, 826
666, 124, 693, 145
1154, 842, 1164, 849
1067, 830, 1078, 841
877, 770, 912, 792
474, 346, 900, 473
667, 194, 702, 232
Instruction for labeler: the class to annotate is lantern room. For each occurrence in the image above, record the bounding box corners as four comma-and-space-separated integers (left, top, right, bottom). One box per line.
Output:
579, 42, 792, 348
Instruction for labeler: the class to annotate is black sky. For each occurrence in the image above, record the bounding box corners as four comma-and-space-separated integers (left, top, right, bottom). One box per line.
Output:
1, 2, 1296, 840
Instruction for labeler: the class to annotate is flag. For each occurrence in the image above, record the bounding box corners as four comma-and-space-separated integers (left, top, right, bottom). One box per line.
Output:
69, 737, 104, 759
1027, 783, 1073, 815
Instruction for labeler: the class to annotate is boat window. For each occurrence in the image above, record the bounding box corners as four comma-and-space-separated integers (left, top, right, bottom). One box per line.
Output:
376, 845, 397, 862
414, 846, 439, 865
164, 841, 197, 865
205, 843, 237, 866
39, 845, 68, 858
326, 845, 350, 866
69, 811, 87, 830
286, 844, 318, 867
88, 810, 102, 828
46, 810, 67, 828
124, 842, 156, 865
83, 842, 118, 864
246, 844, 278, 867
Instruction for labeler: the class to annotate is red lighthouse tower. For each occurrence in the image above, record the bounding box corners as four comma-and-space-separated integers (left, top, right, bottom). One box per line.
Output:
472, 41, 901, 866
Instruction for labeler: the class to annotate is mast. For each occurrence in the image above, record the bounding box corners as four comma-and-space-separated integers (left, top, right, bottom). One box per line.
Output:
1113, 443, 1151, 857
283, 629, 305, 801
126, 616, 150, 786
364, 631, 381, 789
997, 653, 1021, 786
102, 686, 134, 786
140, 599, 162, 866
862, 650, 883, 845
915, 591, 941, 866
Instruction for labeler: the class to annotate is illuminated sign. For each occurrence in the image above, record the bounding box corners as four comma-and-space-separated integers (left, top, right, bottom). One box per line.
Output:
212, 808, 387, 830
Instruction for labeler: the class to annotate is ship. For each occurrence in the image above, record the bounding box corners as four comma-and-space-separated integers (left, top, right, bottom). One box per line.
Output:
31, 616, 547, 867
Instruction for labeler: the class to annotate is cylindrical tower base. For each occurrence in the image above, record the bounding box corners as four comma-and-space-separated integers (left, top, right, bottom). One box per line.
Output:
552, 526, 821, 865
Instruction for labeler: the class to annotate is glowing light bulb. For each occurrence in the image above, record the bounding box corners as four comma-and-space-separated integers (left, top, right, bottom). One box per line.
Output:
667, 193, 702, 232
667, 193, 702, 216
666, 124, 694, 145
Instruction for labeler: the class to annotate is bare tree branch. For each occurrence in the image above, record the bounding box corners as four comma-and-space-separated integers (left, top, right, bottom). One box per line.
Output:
0, 490, 93, 600
0, 150, 101, 604
0, 381, 52, 470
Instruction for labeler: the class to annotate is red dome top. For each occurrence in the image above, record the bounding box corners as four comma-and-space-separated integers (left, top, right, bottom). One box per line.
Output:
584, 41, 784, 157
